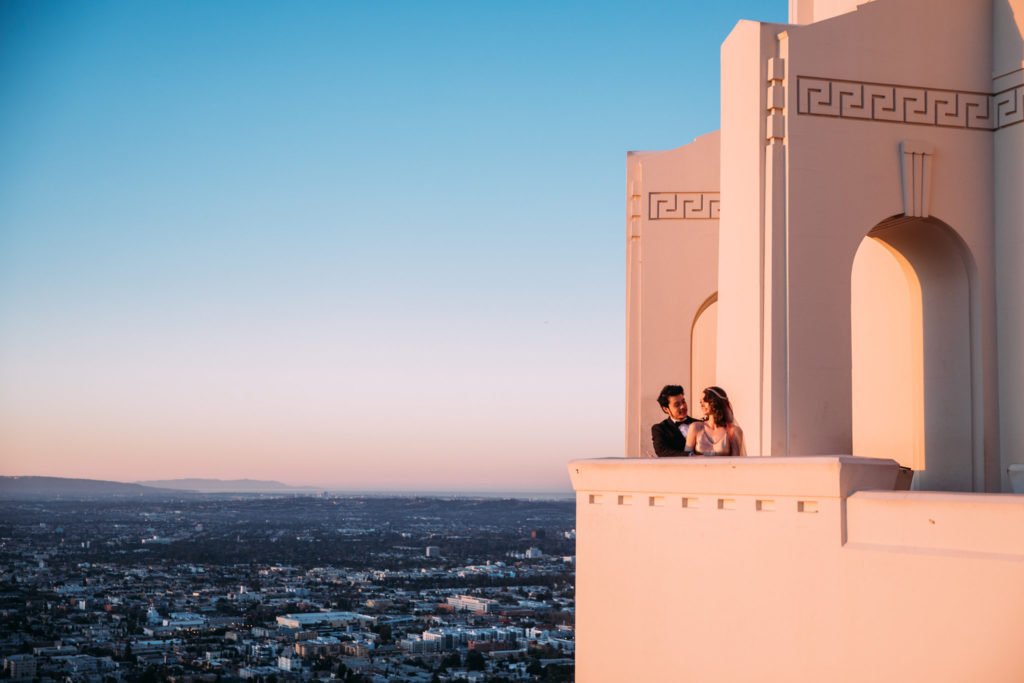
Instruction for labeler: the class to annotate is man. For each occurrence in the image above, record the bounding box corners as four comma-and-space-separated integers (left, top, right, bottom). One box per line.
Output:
651, 385, 700, 457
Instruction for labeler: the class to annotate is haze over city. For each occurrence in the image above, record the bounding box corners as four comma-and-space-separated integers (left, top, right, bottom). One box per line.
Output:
0, 0, 786, 492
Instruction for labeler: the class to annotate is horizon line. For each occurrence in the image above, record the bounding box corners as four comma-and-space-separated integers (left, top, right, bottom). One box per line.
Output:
1, 473, 574, 498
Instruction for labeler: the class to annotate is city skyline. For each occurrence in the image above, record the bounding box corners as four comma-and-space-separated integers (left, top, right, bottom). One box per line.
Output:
0, 0, 787, 492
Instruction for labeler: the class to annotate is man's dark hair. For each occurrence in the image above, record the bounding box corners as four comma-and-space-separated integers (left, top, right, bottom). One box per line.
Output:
657, 385, 685, 409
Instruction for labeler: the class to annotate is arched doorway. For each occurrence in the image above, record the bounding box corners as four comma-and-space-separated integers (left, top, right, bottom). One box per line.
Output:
850, 216, 978, 491
691, 293, 717, 419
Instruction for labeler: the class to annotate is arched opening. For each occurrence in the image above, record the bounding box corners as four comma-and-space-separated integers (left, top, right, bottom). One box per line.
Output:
851, 216, 977, 491
690, 293, 717, 419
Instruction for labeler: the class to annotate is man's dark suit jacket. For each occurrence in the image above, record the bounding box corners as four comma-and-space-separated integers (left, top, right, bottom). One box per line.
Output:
651, 416, 700, 457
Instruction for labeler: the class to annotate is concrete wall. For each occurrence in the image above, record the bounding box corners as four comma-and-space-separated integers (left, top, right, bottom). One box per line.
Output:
717, 21, 786, 458
869, 219, 977, 490
569, 457, 1024, 682
851, 236, 921, 470
782, 0, 995, 479
592, 0, 1024, 679
625, 133, 720, 458
993, 0, 1024, 488
790, 0, 875, 25
716, 0, 1006, 491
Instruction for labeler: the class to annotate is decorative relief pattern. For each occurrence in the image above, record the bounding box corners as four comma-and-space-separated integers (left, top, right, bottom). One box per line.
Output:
993, 85, 1024, 129
766, 57, 785, 144
797, 77, 1023, 130
628, 178, 641, 237
629, 180, 642, 220
648, 192, 720, 220
900, 141, 934, 218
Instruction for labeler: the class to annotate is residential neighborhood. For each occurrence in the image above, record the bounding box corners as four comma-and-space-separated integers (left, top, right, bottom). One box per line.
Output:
0, 493, 576, 682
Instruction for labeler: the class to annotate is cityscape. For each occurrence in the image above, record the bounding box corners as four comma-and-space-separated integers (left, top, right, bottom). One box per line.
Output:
0, 485, 576, 682
5, 0, 1019, 679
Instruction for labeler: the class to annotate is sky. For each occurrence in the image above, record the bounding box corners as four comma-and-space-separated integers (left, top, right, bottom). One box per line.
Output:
0, 0, 787, 493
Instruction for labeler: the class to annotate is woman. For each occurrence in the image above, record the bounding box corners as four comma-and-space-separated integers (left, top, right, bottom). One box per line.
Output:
685, 386, 746, 457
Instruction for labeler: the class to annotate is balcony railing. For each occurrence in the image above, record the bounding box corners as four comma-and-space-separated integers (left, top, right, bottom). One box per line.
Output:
568, 456, 1024, 682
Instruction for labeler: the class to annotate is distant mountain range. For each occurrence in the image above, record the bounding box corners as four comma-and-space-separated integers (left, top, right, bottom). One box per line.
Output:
0, 476, 316, 500
0, 476, 190, 500
0, 476, 567, 500
137, 478, 317, 493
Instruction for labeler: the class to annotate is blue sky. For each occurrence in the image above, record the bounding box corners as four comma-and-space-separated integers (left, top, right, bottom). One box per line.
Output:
0, 0, 786, 491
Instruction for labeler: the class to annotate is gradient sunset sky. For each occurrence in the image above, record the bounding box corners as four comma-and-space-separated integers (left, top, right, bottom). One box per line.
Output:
0, 0, 785, 492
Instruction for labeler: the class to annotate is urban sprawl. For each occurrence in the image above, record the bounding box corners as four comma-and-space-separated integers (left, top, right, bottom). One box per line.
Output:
0, 494, 576, 682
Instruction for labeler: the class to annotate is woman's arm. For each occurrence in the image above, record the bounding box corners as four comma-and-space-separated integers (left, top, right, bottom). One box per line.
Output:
727, 424, 746, 457
686, 421, 703, 455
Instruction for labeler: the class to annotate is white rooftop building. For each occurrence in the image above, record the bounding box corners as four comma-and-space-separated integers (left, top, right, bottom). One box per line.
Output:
275, 611, 375, 629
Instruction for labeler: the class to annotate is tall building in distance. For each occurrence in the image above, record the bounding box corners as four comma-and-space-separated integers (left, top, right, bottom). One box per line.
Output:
574, 0, 1024, 680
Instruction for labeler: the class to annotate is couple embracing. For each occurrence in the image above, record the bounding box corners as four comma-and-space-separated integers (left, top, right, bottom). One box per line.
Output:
651, 384, 746, 458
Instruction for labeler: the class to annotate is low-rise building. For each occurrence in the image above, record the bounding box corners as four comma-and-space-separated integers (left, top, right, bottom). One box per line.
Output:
445, 595, 497, 614
277, 654, 302, 672
398, 634, 440, 654
294, 636, 341, 657
4, 654, 35, 680
343, 641, 372, 657
276, 610, 374, 629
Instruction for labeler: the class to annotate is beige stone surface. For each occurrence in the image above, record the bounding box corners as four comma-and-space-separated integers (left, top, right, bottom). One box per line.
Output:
602, 0, 1024, 679
994, 0, 1024, 489
628, 0, 1021, 490
625, 132, 720, 458
570, 457, 1024, 682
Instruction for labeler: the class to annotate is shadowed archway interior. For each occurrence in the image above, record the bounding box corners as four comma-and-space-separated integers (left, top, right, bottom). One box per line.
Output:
851, 216, 978, 491
690, 293, 718, 419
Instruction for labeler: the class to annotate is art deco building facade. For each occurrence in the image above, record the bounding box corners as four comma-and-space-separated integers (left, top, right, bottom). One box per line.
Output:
572, 0, 1024, 679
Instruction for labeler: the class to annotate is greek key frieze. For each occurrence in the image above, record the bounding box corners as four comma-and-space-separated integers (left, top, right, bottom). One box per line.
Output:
797, 77, 1021, 131
993, 85, 1024, 129
648, 192, 720, 220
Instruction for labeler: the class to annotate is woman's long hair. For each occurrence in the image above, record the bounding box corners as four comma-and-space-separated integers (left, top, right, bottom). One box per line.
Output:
702, 386, 734, 427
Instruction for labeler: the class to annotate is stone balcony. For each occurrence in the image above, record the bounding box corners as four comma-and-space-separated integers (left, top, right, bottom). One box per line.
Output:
569, 456, 1024, 682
